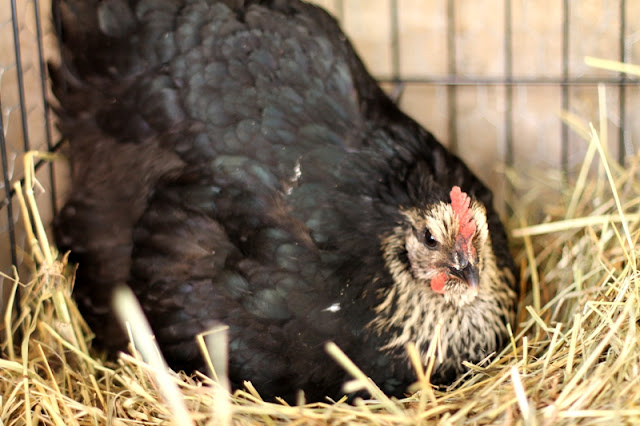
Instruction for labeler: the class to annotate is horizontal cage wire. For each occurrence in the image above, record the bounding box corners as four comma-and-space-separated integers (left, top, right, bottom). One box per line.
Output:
0, 0, 638, 310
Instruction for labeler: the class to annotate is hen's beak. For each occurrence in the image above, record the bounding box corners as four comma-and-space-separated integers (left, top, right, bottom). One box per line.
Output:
449, 263, 479, 289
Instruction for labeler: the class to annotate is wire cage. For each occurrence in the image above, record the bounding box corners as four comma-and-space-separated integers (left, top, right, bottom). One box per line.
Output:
1, 0, 63, 310
1, 0, 639, 313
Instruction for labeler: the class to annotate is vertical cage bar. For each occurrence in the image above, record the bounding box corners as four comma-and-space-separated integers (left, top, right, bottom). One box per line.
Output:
0, 104, 18, 269
388, 0, 405, 102
10, 0, 32, 152
34, 0, 58, 214
504, 0, 513, 168
334, 0, 344, 21
618, 0, 627, 164
447, 0, 458, 152
390, 0, 400, 81
561, 0, 570, 174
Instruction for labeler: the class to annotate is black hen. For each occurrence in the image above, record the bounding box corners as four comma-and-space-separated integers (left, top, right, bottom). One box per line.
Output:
52, 0, 518, 402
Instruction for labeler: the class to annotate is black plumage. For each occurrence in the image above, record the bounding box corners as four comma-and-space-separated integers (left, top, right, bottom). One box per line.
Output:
52, 0, 518, 402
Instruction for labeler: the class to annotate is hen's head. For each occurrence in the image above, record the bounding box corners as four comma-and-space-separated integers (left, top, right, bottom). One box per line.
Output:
391, 186, 490, 306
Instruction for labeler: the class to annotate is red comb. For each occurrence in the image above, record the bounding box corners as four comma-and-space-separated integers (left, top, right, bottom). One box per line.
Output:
450, 186, 476, 241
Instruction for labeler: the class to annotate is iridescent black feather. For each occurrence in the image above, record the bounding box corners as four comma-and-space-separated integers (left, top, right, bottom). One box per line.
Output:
52, 0, 518, 402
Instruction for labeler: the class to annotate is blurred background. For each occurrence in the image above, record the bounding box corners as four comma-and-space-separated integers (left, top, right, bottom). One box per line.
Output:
1, 0, 638, 309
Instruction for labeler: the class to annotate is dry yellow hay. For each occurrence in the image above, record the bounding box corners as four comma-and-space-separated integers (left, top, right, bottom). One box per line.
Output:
2, 58, 640, 424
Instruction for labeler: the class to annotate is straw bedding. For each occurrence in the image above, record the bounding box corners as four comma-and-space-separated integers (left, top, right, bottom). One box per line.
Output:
1, 61, 639, 425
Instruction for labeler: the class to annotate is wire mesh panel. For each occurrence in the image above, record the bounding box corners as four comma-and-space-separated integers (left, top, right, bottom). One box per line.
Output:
383, 2, 633, 209
1, 0, 639, 311
0, 0, 61, 310
326, 0, 639, 184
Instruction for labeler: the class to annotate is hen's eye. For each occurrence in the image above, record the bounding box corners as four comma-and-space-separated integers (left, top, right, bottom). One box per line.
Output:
423, 228, 438, 249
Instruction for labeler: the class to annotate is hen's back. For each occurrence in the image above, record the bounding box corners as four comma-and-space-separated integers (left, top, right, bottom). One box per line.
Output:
53, 0, 413, 400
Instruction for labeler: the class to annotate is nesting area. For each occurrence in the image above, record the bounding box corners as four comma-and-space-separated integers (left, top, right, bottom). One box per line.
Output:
2, 69, 639, 423
2, 1, 640, 424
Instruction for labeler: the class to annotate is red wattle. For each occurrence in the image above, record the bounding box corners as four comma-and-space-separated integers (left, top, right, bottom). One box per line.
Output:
430, 273, 447, 294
